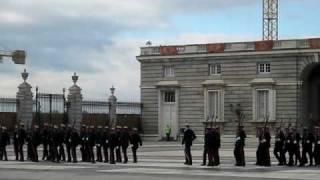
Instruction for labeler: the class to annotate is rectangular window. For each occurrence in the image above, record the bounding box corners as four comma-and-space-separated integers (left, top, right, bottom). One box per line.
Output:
209, 64, 221, 75
164, 91, 175, 103
164, 66, 175, 77
258, 63, 271, 74
207, 91, 220, 120
257, 90, 269, 121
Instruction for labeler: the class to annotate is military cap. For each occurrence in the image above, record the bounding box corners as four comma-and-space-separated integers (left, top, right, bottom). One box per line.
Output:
123, 126, 128, 129
97, 126, 102, 129
2, 126, 7, 130
60, 124, 66, 128
20, 122, 25, 126
67, 124, 72, 128
104, 126, 109, 129
53, 125, 58, 129
89, 125, 94, 129
44, 123, 49, 126
34, 125, 39, 129
132, 128, 138, 131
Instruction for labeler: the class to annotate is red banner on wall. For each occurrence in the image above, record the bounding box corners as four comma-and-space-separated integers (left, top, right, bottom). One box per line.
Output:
309, 38, 320, 49
254, 41, 274, 51
160, 46, 177, 55
206, 43, 225, 53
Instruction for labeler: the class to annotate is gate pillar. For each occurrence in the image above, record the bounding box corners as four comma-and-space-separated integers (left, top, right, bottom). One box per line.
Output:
16, 69, 33, 130
67, 72, 82, 130
108, 86, 117, 127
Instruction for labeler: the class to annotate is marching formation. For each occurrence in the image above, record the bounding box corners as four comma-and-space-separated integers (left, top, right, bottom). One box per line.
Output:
0, 123, 142, 164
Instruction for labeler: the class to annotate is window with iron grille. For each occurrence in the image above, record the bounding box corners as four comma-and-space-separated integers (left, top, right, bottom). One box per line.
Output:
258, 63, 271, 74
164, 91, 175, 103
209, 64, 221, 75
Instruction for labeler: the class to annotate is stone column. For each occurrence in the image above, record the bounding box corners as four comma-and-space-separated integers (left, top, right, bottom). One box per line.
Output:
108, 86, 117, 127
16, 69, 33, 130
67, 73, 82, 130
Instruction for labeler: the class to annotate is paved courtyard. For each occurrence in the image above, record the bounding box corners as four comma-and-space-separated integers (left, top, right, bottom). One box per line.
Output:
0, 142, 320, 180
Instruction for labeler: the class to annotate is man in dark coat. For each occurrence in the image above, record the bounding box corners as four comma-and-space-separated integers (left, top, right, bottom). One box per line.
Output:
293, 128, 302, 166
115, 126, 122, 162
13, 125, 19, 160
80, 125, 87, 162
65, 124, 73, 162
234, 126, 246, 166
87, 126, 96, 163
58, 124, 66, 161
108, 127, 117, 164
52, 125, 60, 162
30, 125, 41, 162
130, 128, 142, 163
17, 123, 27, 161
41, 123, 49, 160
301, 128, 315, 166
182, 124, 196, 165
0, 127, 10, 161
212, 127, 221, 166
201, 128, 210, 166
95, 126, 103, 162
102, 126, 110, 163
274, 127, 286, 165
121, 126, 130, 163
314, 127, 320, 165
70, 126, 80, 163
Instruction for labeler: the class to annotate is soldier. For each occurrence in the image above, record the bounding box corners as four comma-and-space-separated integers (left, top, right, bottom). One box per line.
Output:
58, 124, 66, 161
201, 127, 210, 166
301, 128, 315, 166
206, 128, 214, 166
286, 127, 295, 166
108, 127, 117, 164
17, 123, 26, 161
65, 124, 72, 162
0, 126, 10, 161
274, 127, 286, 165
41, 123, 50, 160
130, 128, 142, 163
314, 127, 320, 166
70, 126, 80, 163
212, 127, 221, 166
102, 126, 110, 163
80, 124, 87, 162
87, 125, 96, 163
115, 126, 122, 162
182, 124, 196, 165
31, 125, 41, 162
95, 126, 103, 162
47, 124, 54, 161
121, 126, 130, 163
52, 125, 60, 162
234, 126, 246, 166
293, 128, 302, 166
13, 124, 19, 160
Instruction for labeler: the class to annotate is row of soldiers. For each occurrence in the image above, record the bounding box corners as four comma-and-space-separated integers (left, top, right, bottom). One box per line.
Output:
0, 123, 142, 164
258, 126, 320, 167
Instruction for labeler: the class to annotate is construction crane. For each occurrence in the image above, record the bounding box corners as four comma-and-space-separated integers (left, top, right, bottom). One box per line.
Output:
263, 0, 279, 40
0, 49, 26, 64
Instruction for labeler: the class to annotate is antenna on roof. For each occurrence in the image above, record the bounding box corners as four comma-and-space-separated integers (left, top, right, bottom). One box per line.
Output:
263, 0, 279, 40
146, 41, 152, 46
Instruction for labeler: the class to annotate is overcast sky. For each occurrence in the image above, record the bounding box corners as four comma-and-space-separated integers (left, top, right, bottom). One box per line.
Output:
1, 0, 320, 101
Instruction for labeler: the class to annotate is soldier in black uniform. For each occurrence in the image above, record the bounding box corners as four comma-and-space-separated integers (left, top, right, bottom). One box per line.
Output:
87, 126, 96, 163
102, 126, 110, 163
41, 123, 49, 160
30, 125, 41, 162
301, 128, 315, 166
58, 124, 66, 161
13, 125, 19, 160
286, 127, 296, 166
293, 128, 302, 166
182, 124, 196, 165
274, 127, 286, 165
314, 127, 320, 166
52, 125, 60, 162
234, 126, 246, 166
212, 127, 221, 166
115, 126, 122, 162
95, 126, 103, 162
109, 127, 117, 164
70, 126, 80, 163
17, 123, 26, 161
65, 124, 72, 162
121, 126, 130, 163
201, 128, 210, 166
47, 124, 54, 161
80, 125, 87, 162
0, 126, 10, 161
130, 128, 142, 163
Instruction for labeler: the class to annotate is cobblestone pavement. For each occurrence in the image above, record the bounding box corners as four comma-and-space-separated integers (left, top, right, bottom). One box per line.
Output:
0, 142, 319, 180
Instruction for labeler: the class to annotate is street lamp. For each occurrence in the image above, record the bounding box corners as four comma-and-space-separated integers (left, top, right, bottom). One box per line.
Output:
0, 50, 26, 64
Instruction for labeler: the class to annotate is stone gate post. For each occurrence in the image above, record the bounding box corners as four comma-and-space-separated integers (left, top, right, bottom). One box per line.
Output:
16, 69, 33, 130
67, 72, 82, 130
108, 86, 117, 127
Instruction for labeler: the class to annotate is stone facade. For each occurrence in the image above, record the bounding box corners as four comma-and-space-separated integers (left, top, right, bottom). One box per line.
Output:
137, 38, 320, 138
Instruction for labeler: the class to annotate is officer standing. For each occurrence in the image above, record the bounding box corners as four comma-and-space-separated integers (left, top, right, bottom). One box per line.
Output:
13, 124, 19, 160
52, 125, 60, 162
182, 124, 196, 165
201, 128, 210, 166
30, 125, 41, 162
0, 126, 10, 161
65, 124, 72, 162
87, 126, 96, 163
121, 126, 130, 163
102, 126, 110, 163
301, 128, 315, 166
130, 128, 142, 163
95, 126, 103, 162
274, 127, 286, 165
109, 127, 117, 164
58, 124, 66, 161
80, 125, 87, 162
115, 126, 122, 162
286, 128, 295, 166
41, 123, 49, 160
212, 127, 221, 166
70, 126, 80, 163
17, 123, 26, 161
314, 127, 320, 165
293, 128, 302, 166
234, 126, 246, 166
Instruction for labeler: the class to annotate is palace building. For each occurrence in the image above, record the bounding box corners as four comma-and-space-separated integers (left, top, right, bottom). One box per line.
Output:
136, 38, 320, 139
